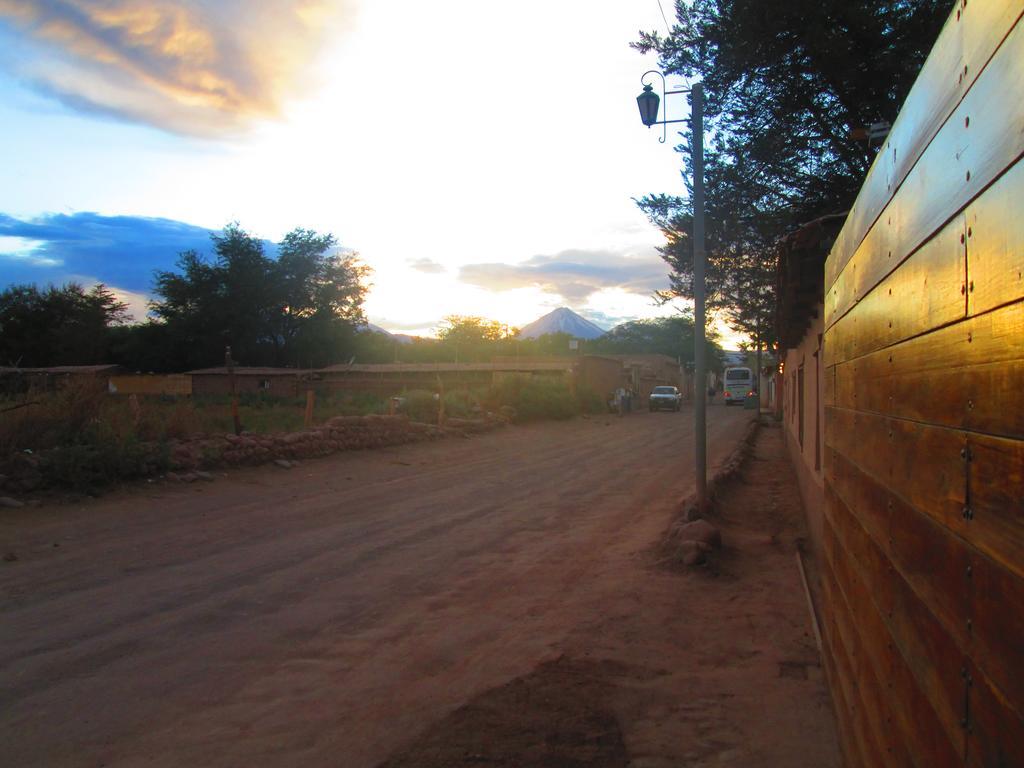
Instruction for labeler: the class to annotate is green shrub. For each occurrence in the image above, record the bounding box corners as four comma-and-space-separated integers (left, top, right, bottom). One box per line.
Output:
401, 389, 439, 423
442, 389, 482, 419
487, 377, 578, 422
47, 432, 169, 492
575, 387, 607, 415
315, 390, 384, 418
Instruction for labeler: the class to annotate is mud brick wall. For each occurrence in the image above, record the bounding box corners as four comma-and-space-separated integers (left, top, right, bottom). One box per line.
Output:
821, 2, 1024, 764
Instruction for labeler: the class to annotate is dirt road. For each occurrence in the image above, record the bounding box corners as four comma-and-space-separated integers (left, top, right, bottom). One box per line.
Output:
1, 405, 837, 767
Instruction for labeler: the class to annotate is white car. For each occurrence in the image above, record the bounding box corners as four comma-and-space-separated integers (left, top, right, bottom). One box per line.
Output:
649, 385, 682, 412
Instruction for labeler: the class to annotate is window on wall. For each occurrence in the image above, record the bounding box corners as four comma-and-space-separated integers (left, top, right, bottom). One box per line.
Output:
791, 371, 797, 421
798, 364, 805, 448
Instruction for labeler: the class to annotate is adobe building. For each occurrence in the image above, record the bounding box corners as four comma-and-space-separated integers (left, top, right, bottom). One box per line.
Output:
775, 214, 845, 558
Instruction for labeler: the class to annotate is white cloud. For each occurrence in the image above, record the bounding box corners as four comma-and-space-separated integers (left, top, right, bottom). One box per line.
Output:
459, 248, 669, 302
407, 257, 445, 274
0, 0, 358, 136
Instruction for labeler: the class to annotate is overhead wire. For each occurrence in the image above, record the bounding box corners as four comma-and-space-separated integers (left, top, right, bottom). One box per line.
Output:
656, 0, 673, 34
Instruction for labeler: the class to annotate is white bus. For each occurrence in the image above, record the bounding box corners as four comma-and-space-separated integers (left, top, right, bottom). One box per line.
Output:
722, 366, 754, 406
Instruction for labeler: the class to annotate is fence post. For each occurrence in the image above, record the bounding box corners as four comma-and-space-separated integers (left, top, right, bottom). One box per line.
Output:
304, 388, 315, 428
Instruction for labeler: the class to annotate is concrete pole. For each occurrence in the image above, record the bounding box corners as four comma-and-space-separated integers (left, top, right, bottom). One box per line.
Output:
691, 84, 708, 512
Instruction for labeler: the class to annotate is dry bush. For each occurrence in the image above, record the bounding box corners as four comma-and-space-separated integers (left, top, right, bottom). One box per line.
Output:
0, 378, 108, 455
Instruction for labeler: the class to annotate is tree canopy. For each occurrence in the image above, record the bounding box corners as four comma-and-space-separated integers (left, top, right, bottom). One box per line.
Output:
0, 283, 128, 367
351, 315, 721, 366
148, 224, 370, 370
434, 315, 512, 361
588, 314, 721, 370
633, 0, 949, 347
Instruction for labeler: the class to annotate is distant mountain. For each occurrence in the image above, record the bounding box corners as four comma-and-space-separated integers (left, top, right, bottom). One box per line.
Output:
358, 323, 417, 344
518, 307, 606, 340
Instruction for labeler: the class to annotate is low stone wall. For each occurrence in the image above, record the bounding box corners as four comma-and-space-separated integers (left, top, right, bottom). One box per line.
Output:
0, 414, 503, 494
167, 414, 447, 471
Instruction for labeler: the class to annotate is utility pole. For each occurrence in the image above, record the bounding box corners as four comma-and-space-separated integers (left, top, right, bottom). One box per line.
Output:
691, 83, 707, 511
637, 75, 708, 512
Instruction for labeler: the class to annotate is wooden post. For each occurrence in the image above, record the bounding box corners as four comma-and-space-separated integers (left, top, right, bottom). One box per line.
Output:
304, 388, 315, 428
437, 374, 445, 427
225, 346, 241, 436
128, 393, 141, 427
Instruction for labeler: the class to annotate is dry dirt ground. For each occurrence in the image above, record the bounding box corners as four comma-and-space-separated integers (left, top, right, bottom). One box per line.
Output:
0, 405, 839, 767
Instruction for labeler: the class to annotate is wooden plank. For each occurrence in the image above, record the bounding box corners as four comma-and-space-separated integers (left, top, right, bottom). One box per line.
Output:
967, 549, 1024, 718
825, 0, 1024, 290
826, 14, 1024, 328
832, 357, 877, 414
965, 660, 1024, 768
817, 601, 863, 768
822, 364, 836, 408
828, 301, 1024, 439
824, 483, 894, 619
820, 578, 866, 768
967, 157, 1024, 315
826, 407, 967, 537
827, 430, 1024, 760
827, 450, 889, 550
823, 513, 898, 764
820, 557, 867, 768
827, 485, 967, 756
887, 488, 971, 654
968, 433, 1024, 581
821, 545, 891, 767
886, 546, 969, 757
823, 512, 961, 766
829, 446, 976, 670
824, 214, 966, 367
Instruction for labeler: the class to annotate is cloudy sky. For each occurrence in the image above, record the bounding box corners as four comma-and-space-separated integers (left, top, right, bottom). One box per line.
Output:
0, 0, 698, 335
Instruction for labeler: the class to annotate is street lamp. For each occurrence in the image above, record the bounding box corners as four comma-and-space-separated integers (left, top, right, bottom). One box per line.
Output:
636, 70, 708, 513
636, 84, 660, 127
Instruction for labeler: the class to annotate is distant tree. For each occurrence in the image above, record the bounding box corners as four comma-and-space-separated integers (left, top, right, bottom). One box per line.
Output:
436, 316, 509, 343
149, 223, 369, 369
633, 0, 949, 345
435, 316, 511, 362
514, 332, 576, 358
588, 314, 721, 371
0, 282, 128, 367
272, 228, 370, 367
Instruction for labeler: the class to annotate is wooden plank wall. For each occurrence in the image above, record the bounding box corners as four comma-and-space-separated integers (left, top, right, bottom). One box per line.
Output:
821, 1, 1024, 765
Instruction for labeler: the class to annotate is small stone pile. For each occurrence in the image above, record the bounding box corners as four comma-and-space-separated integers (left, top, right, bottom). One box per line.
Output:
672, 518, 723, 566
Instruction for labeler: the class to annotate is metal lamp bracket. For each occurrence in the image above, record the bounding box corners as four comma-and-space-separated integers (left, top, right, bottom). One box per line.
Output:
641, 69, 692, 144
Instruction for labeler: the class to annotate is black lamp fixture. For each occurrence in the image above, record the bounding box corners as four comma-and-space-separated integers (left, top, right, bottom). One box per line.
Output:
637, 83, 660, 127
636, 71, 692, 143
